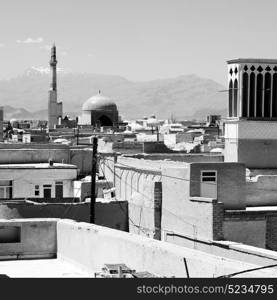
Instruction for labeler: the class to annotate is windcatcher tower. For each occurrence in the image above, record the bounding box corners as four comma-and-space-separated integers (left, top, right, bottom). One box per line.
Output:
224, 59, 277, 167
48, 44, 63, 129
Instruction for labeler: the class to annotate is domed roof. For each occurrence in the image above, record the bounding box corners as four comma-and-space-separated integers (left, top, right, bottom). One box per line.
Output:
82, 91, 117, 111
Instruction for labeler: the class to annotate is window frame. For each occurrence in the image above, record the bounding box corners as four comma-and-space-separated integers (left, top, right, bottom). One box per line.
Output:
43, 184, 52, 199
200, 170, 217, 183
55, 181, 64, 199
34, 185, 40, 197
0, 180, 13, 199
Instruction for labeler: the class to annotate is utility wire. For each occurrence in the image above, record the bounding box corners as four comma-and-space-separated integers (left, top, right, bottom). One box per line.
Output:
102, 156, 277, 192
100, 157, 201, 232
101, 157, 277, 278
98, 160, 150, 235
217, 263, 277, 278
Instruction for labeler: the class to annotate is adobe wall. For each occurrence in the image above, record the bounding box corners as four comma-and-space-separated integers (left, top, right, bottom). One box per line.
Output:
115, 159, 242, 242
246, 176, 277, 206
70, 148, 92, 175
224, 120, 277, 168
74, 180, 114, 201
224, 210, 277, 251
0, 143, 68, 149
3, 168, 77, 199
57, 220, 277, 277
128, 181, 162, 239
113, 142, 143, 154
99, 153, 117, 184
125, 153, 224, 163
0, 145, 96, 175
0, 201, 128, 232
238, 139, 277, 168
99, 153, 224, 187
223, 212, 266, 248
114, 159, 162, 202
161, 166, 224, 242
142, 142, 175, 153
163, 134, 177, 147
190, 162, 246, 209
164, 231, 277, 267
0, 144, 97, 175
0, 219, 57, 259
0, 107, 3, 142
0, 148, 70, 164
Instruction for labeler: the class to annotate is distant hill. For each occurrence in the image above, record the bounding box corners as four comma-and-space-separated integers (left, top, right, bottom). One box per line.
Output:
0, 68, 227, 120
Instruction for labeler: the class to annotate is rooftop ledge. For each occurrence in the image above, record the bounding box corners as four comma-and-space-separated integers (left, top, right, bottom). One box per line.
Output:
0, 163, 77, 169
0, 218, 277, 278
227, 58, 277, 64
190, 196, 218, 203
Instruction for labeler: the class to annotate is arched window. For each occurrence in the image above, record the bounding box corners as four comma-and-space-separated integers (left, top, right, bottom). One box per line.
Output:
229, 80, 233, 117
256, 73, 263, 117
249, 73, 255, 117
264, 73, 271, 118
273, 73, 277, 117
242, 74, 248, 117
233, 79, 238, 117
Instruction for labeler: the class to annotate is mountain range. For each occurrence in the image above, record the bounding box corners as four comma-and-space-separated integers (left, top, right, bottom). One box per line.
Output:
0, 67, 227, 121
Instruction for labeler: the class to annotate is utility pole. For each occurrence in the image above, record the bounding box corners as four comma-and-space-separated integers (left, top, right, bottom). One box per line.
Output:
76, 126, 79, 145
90, 136, 98, 223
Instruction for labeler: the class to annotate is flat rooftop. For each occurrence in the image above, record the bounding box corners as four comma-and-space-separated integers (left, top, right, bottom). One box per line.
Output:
0, 259, 90, 278
0, 163, 77, 169
227, 58, 277, 64
1, 218, 277, 278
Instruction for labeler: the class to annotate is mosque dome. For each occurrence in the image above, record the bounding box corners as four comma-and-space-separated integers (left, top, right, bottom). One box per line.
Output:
82, 91, 117, 112
79, 91, 119, 127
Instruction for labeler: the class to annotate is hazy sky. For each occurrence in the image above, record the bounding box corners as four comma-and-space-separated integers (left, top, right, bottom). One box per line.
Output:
0, 0, 277, 84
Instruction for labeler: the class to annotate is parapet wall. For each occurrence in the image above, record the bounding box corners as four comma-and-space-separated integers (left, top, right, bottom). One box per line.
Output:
0, 201, 128, 232
246, 175, 277, 206
1, 218, 277, 277
0, 148, 70, 164
57, 219, 277, 277
0, 219, 57, 260
125, 153, 224, 163
0, 146, 94, 176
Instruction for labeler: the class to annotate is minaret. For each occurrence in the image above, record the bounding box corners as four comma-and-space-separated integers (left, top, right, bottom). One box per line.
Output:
50, 43, 57, 91
48, 43, 62, 129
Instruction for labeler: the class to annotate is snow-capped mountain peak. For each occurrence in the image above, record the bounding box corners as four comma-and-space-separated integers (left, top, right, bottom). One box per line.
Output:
24, 66, 71, 76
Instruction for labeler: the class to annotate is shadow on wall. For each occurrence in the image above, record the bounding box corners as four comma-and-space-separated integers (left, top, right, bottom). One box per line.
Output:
0, 201, 129, 232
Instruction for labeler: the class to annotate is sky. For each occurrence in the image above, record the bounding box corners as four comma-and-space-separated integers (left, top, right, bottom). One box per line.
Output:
0, 0, 277, 85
